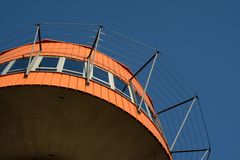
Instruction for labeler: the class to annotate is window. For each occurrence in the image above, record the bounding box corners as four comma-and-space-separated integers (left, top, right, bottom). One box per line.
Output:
113, 76, 131, 99
36, 57, 59, 71
0, 62, 8, 74
92, 66, 110, 86
135, 92, 149, 114
63, 59, 84, 76
8, 58, 29, 73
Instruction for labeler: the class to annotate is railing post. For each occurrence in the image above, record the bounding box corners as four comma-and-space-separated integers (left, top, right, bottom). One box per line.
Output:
25, 24, 42, 76
86, 25, 102, 85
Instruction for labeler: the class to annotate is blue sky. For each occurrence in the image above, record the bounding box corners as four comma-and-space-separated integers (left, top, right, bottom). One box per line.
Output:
0, 0, 239, 159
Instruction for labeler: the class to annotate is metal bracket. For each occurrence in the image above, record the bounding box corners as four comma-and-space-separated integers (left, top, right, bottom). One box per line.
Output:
157, 95, 211, 160
123, 50, 159, 113
157, 96, 197, 115
130, 50, 159, 82
86, 25, 102, 85
138, 52, 158, 112
25, 24, 42, 76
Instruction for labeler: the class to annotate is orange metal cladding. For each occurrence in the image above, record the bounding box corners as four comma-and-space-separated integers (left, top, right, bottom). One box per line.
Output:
0, 39, 171, 159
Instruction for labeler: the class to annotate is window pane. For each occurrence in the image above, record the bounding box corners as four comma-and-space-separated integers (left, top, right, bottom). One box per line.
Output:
93, 66, 109, 83
135, 92, 149, 114
135, 92, 141, 105
8, 58, 29, 72
39, 57, 59, 68
113, 76, 130, 97
63, 59, 84, 74
142, 102, 150, 117
0, 62, 8, 73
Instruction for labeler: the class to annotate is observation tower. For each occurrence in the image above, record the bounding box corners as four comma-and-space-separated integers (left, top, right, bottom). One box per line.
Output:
0, 24, 210, 160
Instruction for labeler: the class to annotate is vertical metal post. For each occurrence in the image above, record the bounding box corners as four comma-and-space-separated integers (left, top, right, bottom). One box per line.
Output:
170, 97, 197, 150
25, 24, 40, 76
138, 52, 158, 112
86, 25, 102, 84
37, 24, 42, 52
129, 81, 137, 103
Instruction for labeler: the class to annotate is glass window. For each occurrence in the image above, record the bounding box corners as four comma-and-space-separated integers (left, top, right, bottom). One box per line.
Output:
113, 76, 131, 98
92, 66, 109, 86
36, 57, 59, 71
141, 102, 149, 115
134, 92, 141, 105
0, 62, 8, 74
8, 58, 29, 73
63, 59, 84, 76
135, 92, 149, 114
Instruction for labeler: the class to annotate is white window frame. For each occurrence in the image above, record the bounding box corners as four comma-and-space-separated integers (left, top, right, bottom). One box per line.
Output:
108, 72, 115, 90
31, 56, 42, 71
7, 58, 30, 74
144, 102, 153, 120
62, 58, 85, 77
0, 62, 10, 75
128, 85, 134, 102
36, 56, 60, 71
113, 75, 132, 100
2, 60, 15, 75
57, 57, 65, 72
134, 90, 153, 119
92, 65, 111, 87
